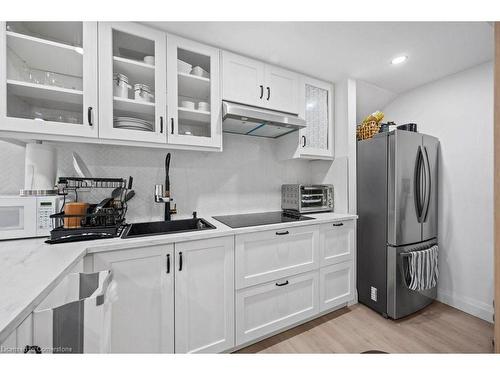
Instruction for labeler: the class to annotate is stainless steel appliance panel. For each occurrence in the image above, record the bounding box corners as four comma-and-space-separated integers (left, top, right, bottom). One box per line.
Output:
388, 131, 423, 246
356, 134, 389, 315
422, 135, 439, 241
386, 238, 437, 319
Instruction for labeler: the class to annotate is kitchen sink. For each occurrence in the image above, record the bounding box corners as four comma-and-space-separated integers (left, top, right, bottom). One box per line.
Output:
122, 218, 216, 239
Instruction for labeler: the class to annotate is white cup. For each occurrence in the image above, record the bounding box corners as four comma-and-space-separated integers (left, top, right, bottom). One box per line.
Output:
181, 100, 195, 110
197, 101, 209, 112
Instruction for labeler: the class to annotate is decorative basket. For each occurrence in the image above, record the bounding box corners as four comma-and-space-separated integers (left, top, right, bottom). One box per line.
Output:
356, 120, 381, 141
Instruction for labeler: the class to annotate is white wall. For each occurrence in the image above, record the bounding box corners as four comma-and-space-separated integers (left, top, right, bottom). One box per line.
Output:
0, 134, 312, 222
356, 80, 396, 124
383, 62, 494, 321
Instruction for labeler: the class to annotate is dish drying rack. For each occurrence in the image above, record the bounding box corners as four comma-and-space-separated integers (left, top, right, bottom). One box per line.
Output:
46, 176, 133, 244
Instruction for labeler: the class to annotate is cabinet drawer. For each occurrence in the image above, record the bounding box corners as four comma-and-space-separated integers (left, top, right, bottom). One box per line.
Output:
319, 221, 354, 267
319, 261, 354, 312
235, 225, 319, 289
236, 270, 319, 346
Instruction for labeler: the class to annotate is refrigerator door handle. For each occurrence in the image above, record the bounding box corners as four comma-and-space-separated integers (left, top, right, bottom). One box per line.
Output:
422, 146, 432, 222
413, 146, 424, 223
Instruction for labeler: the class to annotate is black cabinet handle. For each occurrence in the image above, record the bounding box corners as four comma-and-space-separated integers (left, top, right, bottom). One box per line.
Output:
166, 254, 170, 274
160, 116, 164, 133
302, 135, 306, 147
87, 107, 93, 126
266, 87, 270, 101
178, 252, 183, 271
276, 280, 289, 287
171, 118, 174, 134
276, 230, 289, 236
259, 85, 264, 99
332, 223, 344, 227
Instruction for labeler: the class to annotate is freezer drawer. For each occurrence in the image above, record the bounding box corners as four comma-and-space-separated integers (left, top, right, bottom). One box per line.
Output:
235, 225, 319, 289
319, 221, 354, 267
387, 239, 437, 319
235, 270, 319, 346
319, 261, 355, 312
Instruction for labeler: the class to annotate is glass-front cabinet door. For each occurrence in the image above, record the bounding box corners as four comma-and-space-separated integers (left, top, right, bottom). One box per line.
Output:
0, 22, 98, 138
166, 35, 221, 149
98, 22, 166, 143
298, 76, 334, 159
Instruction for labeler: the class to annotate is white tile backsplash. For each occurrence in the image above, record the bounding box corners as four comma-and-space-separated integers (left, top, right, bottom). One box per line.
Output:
0, 133, 313, 222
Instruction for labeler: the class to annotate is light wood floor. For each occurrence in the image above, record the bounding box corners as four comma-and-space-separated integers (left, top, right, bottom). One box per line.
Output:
236, 302, 493, 353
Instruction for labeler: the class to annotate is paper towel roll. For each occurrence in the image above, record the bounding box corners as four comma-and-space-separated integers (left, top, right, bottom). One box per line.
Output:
24, 143, 57, 190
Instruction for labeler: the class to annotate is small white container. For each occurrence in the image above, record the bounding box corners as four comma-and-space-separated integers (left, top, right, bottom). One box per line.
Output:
143, 56, 155, 65
197, 101, 209, 112
180, 100, 195, 110
113, 73, 131, 98
190, 66, 209, 78
134, 84, 154, 102
177, 59, 192, 74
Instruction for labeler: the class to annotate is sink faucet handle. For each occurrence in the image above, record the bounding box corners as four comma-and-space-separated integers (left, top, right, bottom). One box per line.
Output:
192, 211, 197, 219
170, 203, 178, 215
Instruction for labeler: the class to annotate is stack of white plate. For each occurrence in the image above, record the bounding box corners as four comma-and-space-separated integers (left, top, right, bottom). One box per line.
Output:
113, 117, 154, 132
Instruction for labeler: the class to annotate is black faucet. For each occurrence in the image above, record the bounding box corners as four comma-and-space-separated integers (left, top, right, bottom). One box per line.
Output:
154, 153, 177, 221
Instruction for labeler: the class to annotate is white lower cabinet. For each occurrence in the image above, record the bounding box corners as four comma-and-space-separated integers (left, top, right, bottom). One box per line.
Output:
319, 261, 354, 312
174, 237, 234, 353
319, 220, 355, 266
93, 244, 174, 353
235, 225, 319, 289
235, 270, 319, 346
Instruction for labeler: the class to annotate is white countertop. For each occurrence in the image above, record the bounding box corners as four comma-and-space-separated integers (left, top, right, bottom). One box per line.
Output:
0, 211, 356, 342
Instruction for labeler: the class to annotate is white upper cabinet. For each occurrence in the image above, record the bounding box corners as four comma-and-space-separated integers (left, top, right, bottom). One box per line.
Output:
0, 22, 98, 138
222, 51, 299, 114
166, 35, 222, 149
299, 76, 334, 158
278, 75, 334, 160
264, 65, 299, 114
98, 22, 167, 143
222, 51, 265, 108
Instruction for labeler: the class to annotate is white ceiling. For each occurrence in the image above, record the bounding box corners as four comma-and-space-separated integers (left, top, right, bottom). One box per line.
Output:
146, 22, 493, 94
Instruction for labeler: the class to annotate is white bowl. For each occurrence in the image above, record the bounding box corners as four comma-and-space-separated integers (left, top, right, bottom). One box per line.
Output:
190, 66, 209, 78
143, 56, 155, 65
180, 100, 195, 110
177, 59, 192, 74
197, 101, 209, 112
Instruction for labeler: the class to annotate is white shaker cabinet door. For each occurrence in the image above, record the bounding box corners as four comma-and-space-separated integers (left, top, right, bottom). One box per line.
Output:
319, 221, 355, 267
319, 261, 354, 312
174, 236, 234, 353
93, 244, 174, 353
222, 51, 265, 108
264, 64, 299, 114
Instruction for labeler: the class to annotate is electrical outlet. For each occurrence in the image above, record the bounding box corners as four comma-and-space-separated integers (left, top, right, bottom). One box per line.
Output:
371, 286, 378, 302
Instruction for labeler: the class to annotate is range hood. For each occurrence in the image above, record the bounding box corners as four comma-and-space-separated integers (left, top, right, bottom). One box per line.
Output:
222, 101, 306, 139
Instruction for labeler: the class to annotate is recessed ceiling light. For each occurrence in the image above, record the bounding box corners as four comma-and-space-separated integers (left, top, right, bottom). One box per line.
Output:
391, 55, 408, 65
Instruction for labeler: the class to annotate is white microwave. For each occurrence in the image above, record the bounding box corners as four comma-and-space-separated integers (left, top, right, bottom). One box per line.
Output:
0, 195, 62, 240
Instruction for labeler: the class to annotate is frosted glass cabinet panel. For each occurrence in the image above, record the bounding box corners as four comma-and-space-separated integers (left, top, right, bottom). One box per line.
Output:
297, 76, 334, 159
0, 22, 98, 138
98, 22, 166, 144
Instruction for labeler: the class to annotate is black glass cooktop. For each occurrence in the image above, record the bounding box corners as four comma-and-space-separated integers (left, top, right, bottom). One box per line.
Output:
213, 211, 313, 229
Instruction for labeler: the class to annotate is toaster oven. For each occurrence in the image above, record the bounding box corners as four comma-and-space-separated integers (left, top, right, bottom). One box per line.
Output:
281, 184, 334, 214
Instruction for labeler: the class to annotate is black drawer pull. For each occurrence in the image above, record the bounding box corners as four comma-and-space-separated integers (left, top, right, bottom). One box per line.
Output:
275, 230, 289, 235
276, 280, 289, 287
87, 107, 93, 126
332, 223, 344, 227
171, 118, 174, 134
166, 254, 170, 274
259, 85, 264, 99
178, 252, 183, 271
160, 116, 164, 133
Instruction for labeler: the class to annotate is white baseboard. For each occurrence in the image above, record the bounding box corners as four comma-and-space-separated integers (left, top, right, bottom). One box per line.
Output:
437, 289, 493, 323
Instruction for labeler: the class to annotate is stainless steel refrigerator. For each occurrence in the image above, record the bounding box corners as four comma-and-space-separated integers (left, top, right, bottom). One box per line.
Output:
357, 130, 439, 319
